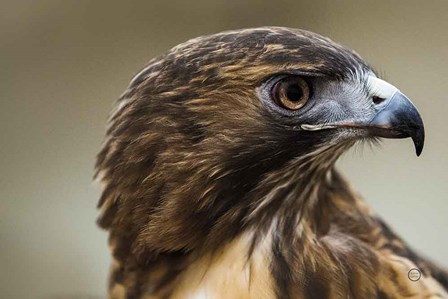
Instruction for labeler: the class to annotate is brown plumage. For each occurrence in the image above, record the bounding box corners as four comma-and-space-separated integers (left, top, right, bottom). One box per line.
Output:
95, 27, 447, 298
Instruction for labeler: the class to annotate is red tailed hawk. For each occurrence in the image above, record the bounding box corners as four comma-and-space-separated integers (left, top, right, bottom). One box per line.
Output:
95, 27, 447, 298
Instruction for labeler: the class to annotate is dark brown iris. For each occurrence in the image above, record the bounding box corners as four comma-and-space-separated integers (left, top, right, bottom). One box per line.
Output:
272, 76, 310, 110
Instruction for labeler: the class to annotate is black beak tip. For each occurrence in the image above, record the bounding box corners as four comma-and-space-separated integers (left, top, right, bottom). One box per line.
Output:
414, 140, 423, 156
412, 129, 425, 157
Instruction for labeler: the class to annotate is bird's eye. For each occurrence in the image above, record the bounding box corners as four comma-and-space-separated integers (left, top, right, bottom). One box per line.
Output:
271, 76, 310, 110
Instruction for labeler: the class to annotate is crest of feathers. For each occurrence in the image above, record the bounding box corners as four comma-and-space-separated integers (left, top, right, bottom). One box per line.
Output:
95, 27, 448, 298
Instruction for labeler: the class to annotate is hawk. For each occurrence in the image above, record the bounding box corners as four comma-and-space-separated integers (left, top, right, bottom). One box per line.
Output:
95, 27, 448, 298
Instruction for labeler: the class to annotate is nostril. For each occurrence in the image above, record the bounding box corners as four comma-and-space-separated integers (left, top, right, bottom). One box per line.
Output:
372, 96, 386, 105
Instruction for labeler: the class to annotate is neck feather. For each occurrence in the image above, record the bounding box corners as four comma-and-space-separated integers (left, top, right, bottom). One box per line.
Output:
244, 141, 354, 240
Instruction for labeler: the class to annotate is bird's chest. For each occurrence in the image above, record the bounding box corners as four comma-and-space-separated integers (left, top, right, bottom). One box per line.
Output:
169, 231, 276, 299
166, 235, 448, 299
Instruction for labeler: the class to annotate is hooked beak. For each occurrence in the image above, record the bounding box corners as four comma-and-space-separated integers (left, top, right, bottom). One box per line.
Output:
367, 91, 425, 156
300, 76, 425, 156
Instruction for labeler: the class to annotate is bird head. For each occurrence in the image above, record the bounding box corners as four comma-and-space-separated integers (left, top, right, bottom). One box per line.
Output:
96, 27, 424, 256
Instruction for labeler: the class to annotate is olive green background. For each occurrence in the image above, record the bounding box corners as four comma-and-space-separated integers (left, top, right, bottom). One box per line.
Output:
1, 1, 447, 298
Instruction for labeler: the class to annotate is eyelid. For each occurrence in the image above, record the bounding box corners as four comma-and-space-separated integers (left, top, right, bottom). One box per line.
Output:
266, 73, 315, 85
261, 71, 324, 86
286, 70, 327, 78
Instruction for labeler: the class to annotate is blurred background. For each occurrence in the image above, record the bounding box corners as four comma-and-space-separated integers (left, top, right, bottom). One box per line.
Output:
1, 0, 447, 298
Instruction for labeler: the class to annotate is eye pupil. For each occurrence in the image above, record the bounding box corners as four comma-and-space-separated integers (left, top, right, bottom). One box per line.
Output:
286, 84, 303, 102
